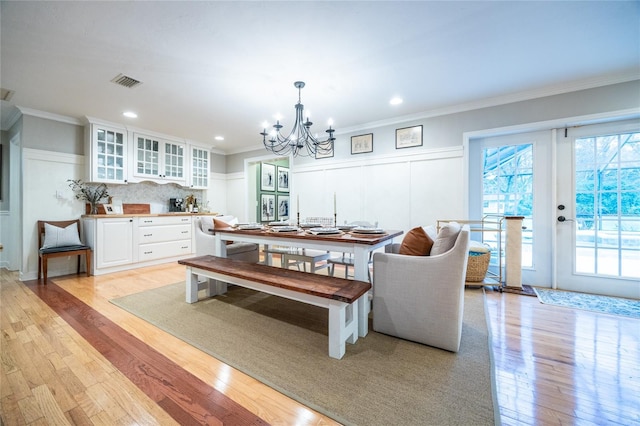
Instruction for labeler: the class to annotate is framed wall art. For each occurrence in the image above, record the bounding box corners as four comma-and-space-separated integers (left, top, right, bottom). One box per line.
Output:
261, 163, 276, 191
260, 193, 276, 222
396, 125, 423, 149
351, 133, 373, 154
277, 166, 290, 192
277, 195, 290, 220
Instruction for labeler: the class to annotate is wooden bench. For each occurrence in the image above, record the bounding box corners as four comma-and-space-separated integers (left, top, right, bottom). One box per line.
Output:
178, 255, 371, 359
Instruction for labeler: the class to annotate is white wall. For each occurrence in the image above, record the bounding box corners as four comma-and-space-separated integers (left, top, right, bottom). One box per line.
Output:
21, 148, 86, 280
208, 172, 228, 216
290, 146, 464, 231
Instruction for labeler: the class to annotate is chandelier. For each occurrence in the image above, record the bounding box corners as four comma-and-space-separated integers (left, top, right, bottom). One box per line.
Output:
261, 81, 335, 158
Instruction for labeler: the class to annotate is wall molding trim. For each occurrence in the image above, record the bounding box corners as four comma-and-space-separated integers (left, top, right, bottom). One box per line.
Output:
23, 147, 85, 165
336, 73, 640, 136
17, 106, 84, 127
293, 146, 463, 174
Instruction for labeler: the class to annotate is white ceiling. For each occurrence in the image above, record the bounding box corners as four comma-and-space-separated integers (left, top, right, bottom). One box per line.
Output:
1, 1, 638, 154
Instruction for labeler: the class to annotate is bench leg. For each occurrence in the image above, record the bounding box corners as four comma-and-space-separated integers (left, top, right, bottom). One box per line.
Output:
186, 268, 199, 303
328, 300, 358, 359
356, 294, 369, 337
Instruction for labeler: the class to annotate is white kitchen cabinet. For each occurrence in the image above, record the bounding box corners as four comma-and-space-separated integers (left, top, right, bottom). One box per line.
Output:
95, 217, 134, 268
84, 215, 197, 275
188, 145, 209, 189
85, 120, 128, 184
138, 215, 192, 261
131, 133, 186, 185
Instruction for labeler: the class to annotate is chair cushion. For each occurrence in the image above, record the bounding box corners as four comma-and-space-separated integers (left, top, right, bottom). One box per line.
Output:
41, 222, 83, 249
430, 222, 461, 255
226, 242, 259, 255
40, 244, 90, 254
399, 226, 434, 256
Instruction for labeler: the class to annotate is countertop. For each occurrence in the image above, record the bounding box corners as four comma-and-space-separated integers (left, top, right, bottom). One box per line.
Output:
82, 212, 219, 218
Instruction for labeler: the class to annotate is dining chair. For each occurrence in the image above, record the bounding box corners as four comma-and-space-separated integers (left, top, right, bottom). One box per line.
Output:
327, 220, 378, 281
38, 219, 92, 284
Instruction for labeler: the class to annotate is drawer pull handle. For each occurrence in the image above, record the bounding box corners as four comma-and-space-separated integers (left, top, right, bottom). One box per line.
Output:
144, 234, 152, 237
144, 251, 153, 254
143, 220, 153, 223
181, 246, 189, 249
181, 231, 188, 234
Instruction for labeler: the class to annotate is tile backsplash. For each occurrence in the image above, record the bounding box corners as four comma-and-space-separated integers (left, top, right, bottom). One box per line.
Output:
105, 181, 207, 213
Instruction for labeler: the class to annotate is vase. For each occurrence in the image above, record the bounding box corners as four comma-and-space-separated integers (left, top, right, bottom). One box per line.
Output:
90, 203, 99, 215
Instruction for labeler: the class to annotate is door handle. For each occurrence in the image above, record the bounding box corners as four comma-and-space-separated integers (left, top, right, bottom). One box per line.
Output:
557, 216, 574, 222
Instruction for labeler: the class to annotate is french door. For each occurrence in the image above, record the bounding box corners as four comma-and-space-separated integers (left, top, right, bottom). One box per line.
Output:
556, 120, 640, 299
470, 131, 552, 287
472, 119, 640, 298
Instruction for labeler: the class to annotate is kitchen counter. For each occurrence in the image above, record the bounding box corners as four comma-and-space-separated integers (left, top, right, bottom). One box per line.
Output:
82, 212, 219, 218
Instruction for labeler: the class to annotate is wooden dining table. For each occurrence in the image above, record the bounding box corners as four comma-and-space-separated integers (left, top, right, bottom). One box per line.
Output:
213, 227, 403, 281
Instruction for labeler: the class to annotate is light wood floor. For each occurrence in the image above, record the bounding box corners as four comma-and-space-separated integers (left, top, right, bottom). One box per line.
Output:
1, 264, 638, 425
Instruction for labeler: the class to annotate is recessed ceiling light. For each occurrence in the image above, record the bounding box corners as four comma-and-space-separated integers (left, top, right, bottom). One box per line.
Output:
123, 111, 137, 118
214, 136, 224, 141
390, 97, 403, 106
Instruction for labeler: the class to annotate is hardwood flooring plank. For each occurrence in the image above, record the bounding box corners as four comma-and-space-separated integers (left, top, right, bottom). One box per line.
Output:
32, 384, 72, 425
22, 278, 270, 425
3, 266, 638, 426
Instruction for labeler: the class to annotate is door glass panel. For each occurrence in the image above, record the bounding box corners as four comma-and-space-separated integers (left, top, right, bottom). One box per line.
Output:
482, 144, 534, 267
574, 131, 640, 279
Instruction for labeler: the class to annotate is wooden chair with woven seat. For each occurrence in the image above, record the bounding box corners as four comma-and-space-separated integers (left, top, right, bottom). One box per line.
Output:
38, 219, 92, 284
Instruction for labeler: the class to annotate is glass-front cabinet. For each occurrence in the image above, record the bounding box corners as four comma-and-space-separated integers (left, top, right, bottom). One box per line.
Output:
85, 121, 128, 184
189, 145, 209, 189
131, 133, 186, 185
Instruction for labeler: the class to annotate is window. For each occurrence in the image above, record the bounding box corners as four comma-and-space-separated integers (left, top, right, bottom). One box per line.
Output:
574, 131, 640, 278
482, 144, 534, 267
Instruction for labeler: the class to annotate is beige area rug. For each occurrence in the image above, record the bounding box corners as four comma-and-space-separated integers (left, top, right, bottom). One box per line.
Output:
111, 283, 497, 426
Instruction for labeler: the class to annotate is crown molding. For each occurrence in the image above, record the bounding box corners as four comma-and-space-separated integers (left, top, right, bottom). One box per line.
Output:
338, 71, 640, 136
17, 106, 84, 126
1, 103, 22, 130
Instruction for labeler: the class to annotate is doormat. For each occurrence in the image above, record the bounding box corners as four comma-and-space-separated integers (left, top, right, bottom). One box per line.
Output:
533, 288, 640, 319
501, 284, 536, 296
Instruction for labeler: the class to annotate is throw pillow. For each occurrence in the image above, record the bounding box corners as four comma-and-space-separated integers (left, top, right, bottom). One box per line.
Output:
213, 216, 238, 245
213, 217, 230, 229
42, 222, 83, 249
430, 222, 461, 255
399, 226, 434, 256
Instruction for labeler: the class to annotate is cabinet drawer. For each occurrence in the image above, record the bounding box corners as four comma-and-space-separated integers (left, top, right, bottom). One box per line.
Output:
138, 216, 192, 226
138, 224, 191, 244
139, 240, 192, 262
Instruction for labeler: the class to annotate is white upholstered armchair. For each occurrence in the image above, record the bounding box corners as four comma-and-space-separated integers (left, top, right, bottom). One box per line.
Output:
193, 217, 259, 263
372, 224, 470, 352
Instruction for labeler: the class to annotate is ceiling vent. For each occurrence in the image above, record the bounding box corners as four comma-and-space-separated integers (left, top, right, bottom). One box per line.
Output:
111, 73, 142, 89
1, 88, 15, 101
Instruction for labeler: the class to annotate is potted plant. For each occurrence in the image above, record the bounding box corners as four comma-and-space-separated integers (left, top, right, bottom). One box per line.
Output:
68, 179, 109, 214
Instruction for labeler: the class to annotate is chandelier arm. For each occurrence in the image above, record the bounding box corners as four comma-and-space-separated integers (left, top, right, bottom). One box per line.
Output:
262, 81, 335, 158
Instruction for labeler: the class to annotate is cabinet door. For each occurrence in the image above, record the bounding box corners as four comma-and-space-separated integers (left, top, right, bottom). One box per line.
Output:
163, 141, 186, 183
96, 218, 134, 268
89, 124, 128, 183
190, 145, 209, 189
133, 134, 160, 179
132, 134, 186, 184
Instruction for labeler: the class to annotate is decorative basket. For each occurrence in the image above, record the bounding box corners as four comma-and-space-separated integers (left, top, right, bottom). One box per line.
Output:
466, 251, 491, 282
